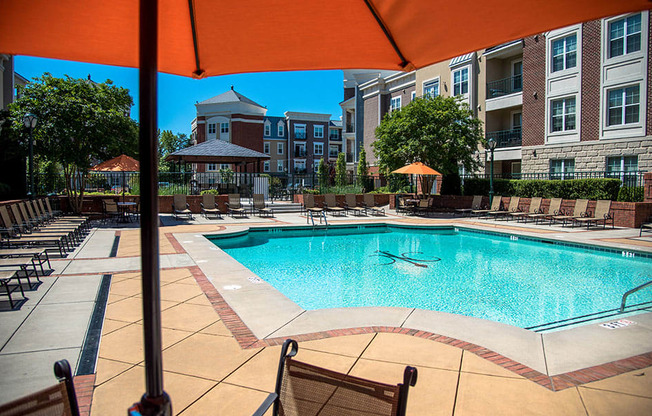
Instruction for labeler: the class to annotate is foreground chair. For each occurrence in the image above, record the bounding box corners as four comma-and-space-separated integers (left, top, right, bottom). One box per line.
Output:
252, 194, 274, 217
511, 197, 541, 222
363, 193, 386, 216
344, 193, 366, 216
550, 199, 588, 226
0, 359, 80, 416
226, 194, 247, 217
574, 200, 614, 229
456, 195, 482, 217
254, 339, 417, 416
488, 197, 519, 220
640, 217, 652, 237
472, 195, 502, 217
172, 194, 193, 220
200, 194, 222, 219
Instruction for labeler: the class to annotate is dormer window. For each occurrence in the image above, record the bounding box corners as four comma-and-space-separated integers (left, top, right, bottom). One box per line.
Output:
264, 123, 271, 136
278, 123, 284, 136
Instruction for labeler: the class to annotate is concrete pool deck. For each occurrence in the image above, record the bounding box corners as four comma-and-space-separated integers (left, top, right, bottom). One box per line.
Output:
1, 210, 651, 415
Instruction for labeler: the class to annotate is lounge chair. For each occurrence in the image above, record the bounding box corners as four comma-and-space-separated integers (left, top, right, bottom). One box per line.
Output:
172, 194, 193, 220
472, 196, 502, 217
550, 199, 588, 226
200, 194, 222, 219
0, 257, 42, 290
226, 194, 247, 217
640, 217, 652, 237
528, 197, 561, 224
252, 194, 274, 217
488, 197, 520, 220
344, 193, 366, 216
324, 193, 346, 216
302, 194, 324, 223
253, 339, 417, 416
0, 205, 74, 250
573, 200, 615, 229
24, 202, 85, 240
456, 195, 482, 217
0, 359, 80, 416
510, 197, 541, 222
396, 196, 409, 215
0, 247, 52, 275
413, 198, 433, 216
363, 193, 386, 216
0, 270, 27, 309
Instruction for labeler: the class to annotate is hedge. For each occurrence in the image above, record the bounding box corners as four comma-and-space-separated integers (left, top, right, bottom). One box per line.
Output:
617, 186, 644, 202
462, 178, 622, 200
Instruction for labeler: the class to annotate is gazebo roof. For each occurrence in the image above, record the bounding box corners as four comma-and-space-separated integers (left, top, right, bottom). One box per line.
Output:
91, 154, 140, 171
166, 139, 270, 164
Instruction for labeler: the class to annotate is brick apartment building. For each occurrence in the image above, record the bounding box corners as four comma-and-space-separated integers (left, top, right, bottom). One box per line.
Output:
285, 111, 335, 174
343, 10, 651, 182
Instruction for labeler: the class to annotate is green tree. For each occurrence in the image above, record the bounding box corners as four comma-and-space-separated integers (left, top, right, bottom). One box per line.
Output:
159, 130, 191, 172
9, 74, 138, 211
317, 158, 329, 191
335, 153, 347, 187
373, 95, 484, 195
356, 148, 370, 191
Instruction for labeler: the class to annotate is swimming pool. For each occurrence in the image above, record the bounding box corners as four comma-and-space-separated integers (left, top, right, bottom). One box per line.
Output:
209, 225, 652, 328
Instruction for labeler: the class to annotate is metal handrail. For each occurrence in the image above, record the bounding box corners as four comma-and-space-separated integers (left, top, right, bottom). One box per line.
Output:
620, 280, 652, 312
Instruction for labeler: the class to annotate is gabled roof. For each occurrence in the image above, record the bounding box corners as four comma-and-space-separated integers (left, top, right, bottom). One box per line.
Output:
91, 154, 139, 171
166, 139, 269, 163
198, 88, 264, 108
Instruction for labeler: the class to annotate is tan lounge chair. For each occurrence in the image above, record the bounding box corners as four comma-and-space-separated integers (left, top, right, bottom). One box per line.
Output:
456, 195, 482, 216
252, 194, 273, 217
200, 194, 222, 219
640, 217, 652, 237
172, 194, 193, 220
489, 197, 520, 220
528, 197, 562, 224
226, 194, 247, 217
344, 194, 366, 216
324, 193, 346, 216
472, 196, 501, 216
511, 197, 541, 222
550, 199, 588, 226
363, 193, 386, 216
574, 200, 614, 229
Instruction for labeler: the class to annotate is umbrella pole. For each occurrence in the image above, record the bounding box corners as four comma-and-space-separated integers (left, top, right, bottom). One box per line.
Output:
131, 0, 171, 414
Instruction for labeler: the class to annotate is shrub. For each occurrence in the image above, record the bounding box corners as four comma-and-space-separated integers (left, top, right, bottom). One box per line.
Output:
201, 189, 220, 195
617, 186, 644, 202
463, 178, 621, 200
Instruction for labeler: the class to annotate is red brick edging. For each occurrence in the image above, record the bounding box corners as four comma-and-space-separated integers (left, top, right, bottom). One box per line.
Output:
189, 265, 652, 392
74, 374, 96, 416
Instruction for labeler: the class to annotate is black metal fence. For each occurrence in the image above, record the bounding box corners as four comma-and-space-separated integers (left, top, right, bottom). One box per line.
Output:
462, 170, 645, 188
486, 74, 522, 98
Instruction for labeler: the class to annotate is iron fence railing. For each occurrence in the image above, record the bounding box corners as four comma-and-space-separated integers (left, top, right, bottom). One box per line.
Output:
486, 74, 522, 99
329, 134, 341, 140
461, 170, 645, 187
486, 128, 522, 148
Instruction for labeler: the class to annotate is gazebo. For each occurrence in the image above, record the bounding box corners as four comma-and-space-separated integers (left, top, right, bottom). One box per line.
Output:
166, 139, 269, 173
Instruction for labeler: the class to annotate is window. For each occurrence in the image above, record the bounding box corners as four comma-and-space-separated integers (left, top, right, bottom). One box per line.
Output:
263, 142, 270, 154
294, 124, 306, 139
512, 61, 523, 91
512, 112, 522, 129
295, 144, 306, 157
314, 125, 324, 138
453, 68, 468, 96
313, 162, 320, 173
277, 142, 284, 155
607, 156, 638, 186
294, 160, 306, 173
329, 129, 339, 140
390, 96, 401, 111
264, 123, 271, 136
329, 145, 339, 158
551, 34, 577, 72
314, 142, 323, 155
277, 160, 284, 172
609, 14, 641, 58
263, 161, 270, 172
220, 164, 230, 170
607, 85, 640, 126
423, 79, 439, 98
411, 91, 416, 101
208, 123, 216, 134
206, 163, 217, 171
549, 159, 575, 180
550, 97, 576, 132
278, 123, 284, 136
220, 122, 229, 134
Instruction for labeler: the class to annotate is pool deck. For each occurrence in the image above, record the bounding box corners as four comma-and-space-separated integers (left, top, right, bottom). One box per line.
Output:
1, 209, 651, 415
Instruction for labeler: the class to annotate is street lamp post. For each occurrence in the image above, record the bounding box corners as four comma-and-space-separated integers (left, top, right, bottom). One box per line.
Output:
23, 113, 38, 199
487, 138, 497, 202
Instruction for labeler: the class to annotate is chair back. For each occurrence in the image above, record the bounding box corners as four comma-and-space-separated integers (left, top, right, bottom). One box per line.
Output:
471, 195, 482, 210
324, 193, 338, 207
44, 198, 55, 214
303, 194, 315, 209
24, 201, 40, 222
0, 205, 15, 231
418, 199, 429, 208
593, 200, 611, 218
507, 197, 520, 212
490, 196, 502, 211
364, 193, 376, 207
345, 193, 358, 207
37, 199, 49, 217
548, 198, 562, 214
202, 194, 216, 208
10, 205, 28, 232
228, 194, 241, 209
173, 194, 187, 210
253, 194, 265, 209
572, 199, 589, 217
528, 197, 542, 213
103, 199, 118, 213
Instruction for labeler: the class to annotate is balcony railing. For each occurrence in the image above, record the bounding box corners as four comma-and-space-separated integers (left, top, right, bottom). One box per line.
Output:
346, 123, 355, 133
346, 153, 355, 163
329, 151, 339, 158
462, 170, 645, 187
329, 134, 341, 140
486, 75, 522, 99
486, 128, 522, 148
294, 132, 306, 140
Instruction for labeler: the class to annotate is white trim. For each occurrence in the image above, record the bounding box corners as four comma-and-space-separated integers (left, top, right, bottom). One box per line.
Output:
263, 161, 270, 172
277, 142, 284, 155
313, 142, 324, 156
231, 118, 264, 124
451, 65, 471, 103
313, 124, 325, 139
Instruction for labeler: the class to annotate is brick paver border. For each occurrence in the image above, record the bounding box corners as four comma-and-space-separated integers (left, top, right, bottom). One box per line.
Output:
74, 374, 96, 416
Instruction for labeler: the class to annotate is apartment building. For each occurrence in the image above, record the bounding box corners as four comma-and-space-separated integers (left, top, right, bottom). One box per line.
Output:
284, 111, 332, 174
262, 115, 287, 174
328, 120, 343, 163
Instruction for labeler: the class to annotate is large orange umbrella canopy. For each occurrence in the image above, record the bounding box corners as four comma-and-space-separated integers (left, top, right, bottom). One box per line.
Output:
0, 0, 648, 78
90, 154, 140, 172
392, 162, 441, 176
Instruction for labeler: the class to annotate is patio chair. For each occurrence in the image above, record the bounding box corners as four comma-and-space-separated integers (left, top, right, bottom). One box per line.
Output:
363, 193, 386, 216
172, 194, 193, 220
253, 339, 417, 416
472, 196, 502, 217
640, 217, 652, 237
1, 205, 75, 249
324, 193, 346, 216
549, 199, 588, 227
0, 247, 52, 275
200, 194, 222, 219
252, 194, 274, 217
396, 196, 409, 215
510, 197, 541, 222
0, 359, 80, 416
344, 194, 366, 216
226, 194, 247, 218
0, 270, 27, 309
455, 195, 482, 217
413, 198, 433, 216
573, 200, 615, 229
102, 199, 121, 224
44, 197, 63, 217
488, 197, 519, 220
529, 197, 562, 224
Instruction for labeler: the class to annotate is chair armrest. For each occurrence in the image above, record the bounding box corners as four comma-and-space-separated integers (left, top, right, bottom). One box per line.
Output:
252, 392, 278, 416
185, 203, 190, 209
200, 203, 205, 208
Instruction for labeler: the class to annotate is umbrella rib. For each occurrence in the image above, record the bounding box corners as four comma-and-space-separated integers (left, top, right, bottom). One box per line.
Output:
188, 0, 205, 78
363, 0, 411, 70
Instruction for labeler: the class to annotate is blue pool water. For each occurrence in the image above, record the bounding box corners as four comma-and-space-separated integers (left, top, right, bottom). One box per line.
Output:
209, 225, 652, 328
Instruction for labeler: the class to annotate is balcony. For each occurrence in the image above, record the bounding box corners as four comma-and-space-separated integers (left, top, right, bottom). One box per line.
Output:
346, 153, 355, 163
294, 149, 307, 157
329, 134, 341, 141
345, 123, 355, 133
486, 128, 522, 148
329, 151, 339, 158
486, 75, 522, 99
294, 132, 306, 140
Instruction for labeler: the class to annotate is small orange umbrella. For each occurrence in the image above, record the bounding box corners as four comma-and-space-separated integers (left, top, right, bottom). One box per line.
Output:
391, 162, 441, 176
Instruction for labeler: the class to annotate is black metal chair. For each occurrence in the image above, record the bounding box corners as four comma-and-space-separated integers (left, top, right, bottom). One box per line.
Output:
254, 339, 418, 416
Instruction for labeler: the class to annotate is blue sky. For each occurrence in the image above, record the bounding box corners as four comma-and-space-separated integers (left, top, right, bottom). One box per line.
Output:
15, 56, 345, 137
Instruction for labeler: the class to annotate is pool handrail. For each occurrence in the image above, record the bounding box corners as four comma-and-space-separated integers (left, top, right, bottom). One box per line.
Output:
620, 280, 652, 312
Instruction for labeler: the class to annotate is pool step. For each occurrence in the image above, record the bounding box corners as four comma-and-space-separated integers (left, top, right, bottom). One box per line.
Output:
527, 301, 652, 333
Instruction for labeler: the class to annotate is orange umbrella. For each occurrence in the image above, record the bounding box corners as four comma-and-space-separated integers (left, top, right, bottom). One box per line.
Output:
392, 162, 441, 176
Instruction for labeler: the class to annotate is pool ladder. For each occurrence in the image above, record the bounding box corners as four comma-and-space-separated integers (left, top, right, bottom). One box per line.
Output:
307, 210, 328, 227
620, 280, 652, 312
